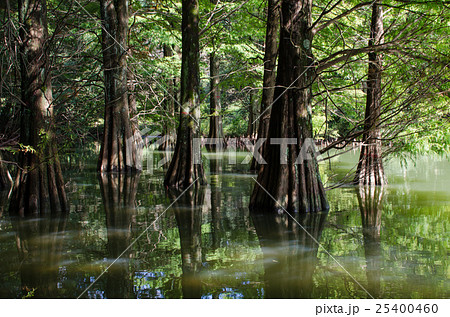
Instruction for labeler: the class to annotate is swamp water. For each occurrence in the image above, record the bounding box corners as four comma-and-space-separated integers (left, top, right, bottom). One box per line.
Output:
0, 150, 448, 298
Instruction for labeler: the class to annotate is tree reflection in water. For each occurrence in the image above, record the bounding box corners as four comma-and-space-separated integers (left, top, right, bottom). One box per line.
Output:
357, 185, 384, 299
99, 173, 140, 299
251, 211, 328, 298
169, 186, 205, 299
14, 214, 67, 298
209, 157, 222, 251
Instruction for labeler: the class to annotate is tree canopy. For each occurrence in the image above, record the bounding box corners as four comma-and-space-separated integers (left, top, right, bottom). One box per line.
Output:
0, 0, 449, 192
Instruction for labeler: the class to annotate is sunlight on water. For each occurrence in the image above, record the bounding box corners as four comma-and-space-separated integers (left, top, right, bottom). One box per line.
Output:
0, 150, 448, 298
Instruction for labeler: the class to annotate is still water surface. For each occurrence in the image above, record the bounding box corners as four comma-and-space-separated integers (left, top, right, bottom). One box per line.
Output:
0, 150, 448, 298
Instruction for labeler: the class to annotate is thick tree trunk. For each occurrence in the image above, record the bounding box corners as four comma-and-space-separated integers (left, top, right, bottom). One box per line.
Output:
100, 173, 138, 298
251, 211, 327, 298
164, 0, 206, 188
0, 153, 12, 191
9, 0, 67, 216
250, 0, 280, 171
355, 1, 385, 186
246, 89, 258, 137
159, 44, 176, 151
0, 153, 12, 217
250, 0, 328, 213
0, 189, 8, 218
127, 51, 143, 160
206, 51, 224, 151
170, 187, 205, 298
357, 186, 383, 298
98, 0, 142, 173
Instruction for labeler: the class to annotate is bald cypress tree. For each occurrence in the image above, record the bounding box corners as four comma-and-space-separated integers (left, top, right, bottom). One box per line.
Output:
250, 0, 280, 171
355, 0, 386, 186
250, 0, 328, 213
206, 50, 224, 151
9, 0, 67, 216
98, 0, 142, 173
164, 0, 206, 188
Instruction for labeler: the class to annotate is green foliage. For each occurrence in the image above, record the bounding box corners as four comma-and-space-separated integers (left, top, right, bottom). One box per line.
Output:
3, 143, 36, 155
0, 0, 448, 156
388, 119, 450, 158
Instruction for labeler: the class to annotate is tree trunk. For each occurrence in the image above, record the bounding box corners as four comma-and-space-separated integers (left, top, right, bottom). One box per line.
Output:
206, 51, 224, 151
0, 153, 12, 191
250, 0, 328, 213
127, 50, 143, 161
250, 0, 280, 171
164, 0, 206, 188
355, 1, 385, 186
246, 89, 258, 137
9, 0, 67, 216
0, 189, 8, 218
98, 0, 142, 173
159, 44, 176, 151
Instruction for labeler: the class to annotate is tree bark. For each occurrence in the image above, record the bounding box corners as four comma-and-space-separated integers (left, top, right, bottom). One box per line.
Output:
250, 0, 280, 171
250, 0, 328, 213
206, 51, 224, 151
0, 153, 12, 191
355, 1, 386, 186
159, 44, 176, 151
164, 0, 206, 188
9, 0, 67, 216
246, 89, 258, 137
127, 50, 143, 160
98, 0, 142, 173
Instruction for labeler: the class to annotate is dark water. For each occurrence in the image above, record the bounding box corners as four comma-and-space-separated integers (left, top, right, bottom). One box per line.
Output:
0, 149, 448, 298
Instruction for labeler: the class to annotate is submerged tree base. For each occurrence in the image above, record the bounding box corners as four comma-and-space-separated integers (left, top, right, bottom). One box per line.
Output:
164, 0, 205, 189
249, 0, 329, 214
354, 143, 386, 186
10, 151, 68, 216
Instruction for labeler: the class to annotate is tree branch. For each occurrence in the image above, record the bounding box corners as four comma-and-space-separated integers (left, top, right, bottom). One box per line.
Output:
312, 1, 373, 35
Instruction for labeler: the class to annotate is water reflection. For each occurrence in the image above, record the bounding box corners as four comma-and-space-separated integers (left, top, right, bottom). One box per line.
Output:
14, 214, 67, 298
357, 186, 384, 299
251, 211, 328, 298
99, 173, 140, 299
0, 152, 447, 298
210, 158, 222, 251
169, 187, 206, 298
